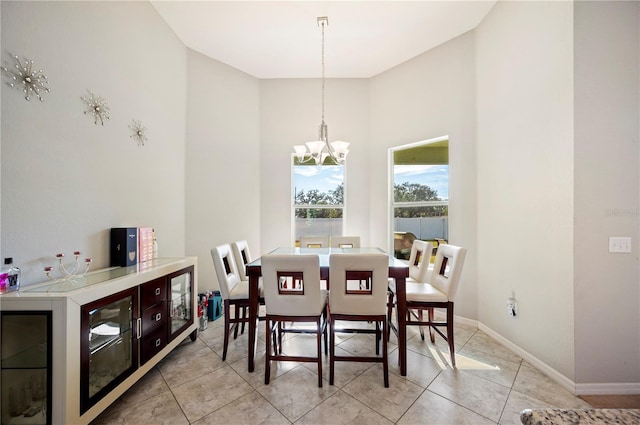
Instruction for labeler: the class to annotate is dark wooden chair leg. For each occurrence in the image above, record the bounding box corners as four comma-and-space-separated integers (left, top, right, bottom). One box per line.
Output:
447, 303, 455, 366
418, 309, 425, 340
428, 308, 435, 343
329, 317, 335, 385
375, 321, 381, 355
233, 303, 240, 339
386, 291, 394, 341
223, 299, 231, 361
383, 317, 389, 388
240, 306, 246, 335
316, 316, 323, 388
265, 318, 272, 384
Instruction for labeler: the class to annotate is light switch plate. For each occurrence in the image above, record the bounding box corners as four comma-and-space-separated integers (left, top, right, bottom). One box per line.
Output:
609, 237, 632, 253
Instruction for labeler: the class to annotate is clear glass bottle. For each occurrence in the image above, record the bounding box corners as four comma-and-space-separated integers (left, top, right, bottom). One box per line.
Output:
4, 257, 21, 292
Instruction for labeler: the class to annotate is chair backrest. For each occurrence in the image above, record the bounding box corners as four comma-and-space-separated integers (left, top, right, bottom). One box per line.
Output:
231, 240, 252, 281
211, 244, 241, 300
408, 239, 434, 283
429, 244, 467, 300
330, 236, 361, 248
261, 254, 323, 316
299, 235, 329, 248
329, 253, 389, 315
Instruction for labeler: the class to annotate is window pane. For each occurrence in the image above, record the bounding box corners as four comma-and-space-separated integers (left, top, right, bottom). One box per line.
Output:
394, 208, 448, 240
294, 166, 344, 206
292, 160, 344, 242
394, 165, 448, 201
294, 208, 343, 239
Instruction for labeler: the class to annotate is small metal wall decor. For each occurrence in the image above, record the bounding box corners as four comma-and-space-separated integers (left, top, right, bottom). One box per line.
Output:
129, 119, 148, 146
1, 54, 50, 101
81, 89, 110, 125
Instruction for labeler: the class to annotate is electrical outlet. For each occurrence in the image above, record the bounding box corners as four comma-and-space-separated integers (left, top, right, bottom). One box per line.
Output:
507, 297, 517, 317
609, 237, 632, 253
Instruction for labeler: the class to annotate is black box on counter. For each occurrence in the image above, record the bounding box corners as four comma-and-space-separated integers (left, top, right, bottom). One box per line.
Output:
110, 228, 138, 267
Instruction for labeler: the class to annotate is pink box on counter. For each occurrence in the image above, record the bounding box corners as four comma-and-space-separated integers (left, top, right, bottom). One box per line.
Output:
138, 227, 154, 263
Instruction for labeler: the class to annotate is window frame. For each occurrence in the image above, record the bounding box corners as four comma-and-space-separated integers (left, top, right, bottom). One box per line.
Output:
388, 136, 449, 256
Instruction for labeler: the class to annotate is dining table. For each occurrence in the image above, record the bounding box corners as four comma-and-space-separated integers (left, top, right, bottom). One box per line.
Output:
246, 246, 411, 375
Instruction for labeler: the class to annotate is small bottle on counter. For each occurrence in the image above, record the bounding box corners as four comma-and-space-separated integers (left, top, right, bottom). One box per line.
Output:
4, 258, 20, 292
0, 263, 8, 294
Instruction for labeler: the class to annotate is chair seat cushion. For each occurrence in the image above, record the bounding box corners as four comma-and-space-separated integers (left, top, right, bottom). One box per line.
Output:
229, 278, 263, 300
389, 280, 448, 303
406, 281, 448, 302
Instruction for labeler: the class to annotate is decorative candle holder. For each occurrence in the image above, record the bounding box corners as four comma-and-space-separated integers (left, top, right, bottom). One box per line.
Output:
44, 251, 92, 282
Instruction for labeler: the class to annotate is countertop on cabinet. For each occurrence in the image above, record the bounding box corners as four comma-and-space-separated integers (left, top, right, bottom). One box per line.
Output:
2, 257, 196, 306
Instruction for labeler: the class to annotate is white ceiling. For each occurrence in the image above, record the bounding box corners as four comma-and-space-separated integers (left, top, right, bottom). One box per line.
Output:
150, 1, 497, 79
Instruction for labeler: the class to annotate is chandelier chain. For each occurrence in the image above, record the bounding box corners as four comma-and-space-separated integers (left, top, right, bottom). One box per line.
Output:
321, 19, 325, 125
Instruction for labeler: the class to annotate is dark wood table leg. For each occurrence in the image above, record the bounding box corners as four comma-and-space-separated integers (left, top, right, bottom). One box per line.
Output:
248, 269, 259, 372
396, 276, 407, 376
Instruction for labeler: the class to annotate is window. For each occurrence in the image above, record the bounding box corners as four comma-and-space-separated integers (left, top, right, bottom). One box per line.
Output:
292, 156, 345, 244
391, 138, 449, 260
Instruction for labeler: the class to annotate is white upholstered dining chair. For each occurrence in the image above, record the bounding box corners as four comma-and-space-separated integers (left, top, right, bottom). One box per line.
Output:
261, 254, 328, 387
211, 243, 264, 361
387, 239, 434, 334
328, 253, 390, 387
299, 235, 329, 248
231, 240, 252, 282
389, 243, 467, 366
330, 236, 361, 248
407, 239, 435, 283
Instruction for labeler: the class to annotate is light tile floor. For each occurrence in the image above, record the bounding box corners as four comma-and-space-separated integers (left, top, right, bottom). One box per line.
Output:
91, 310, 591, 425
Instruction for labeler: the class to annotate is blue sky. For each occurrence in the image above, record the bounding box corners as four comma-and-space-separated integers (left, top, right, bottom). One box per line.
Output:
293, 165, 343, 194
293, 164, 448, 200
394, 164, 449, 200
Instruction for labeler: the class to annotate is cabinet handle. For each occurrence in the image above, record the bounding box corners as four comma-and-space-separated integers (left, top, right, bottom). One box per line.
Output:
154, 312, 162, 322
136, 318, 142, 340
155, 287, 161, 296
155, 338, 161, 347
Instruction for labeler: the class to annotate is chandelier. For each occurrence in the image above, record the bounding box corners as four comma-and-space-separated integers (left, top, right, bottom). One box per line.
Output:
294, 17, 349, 165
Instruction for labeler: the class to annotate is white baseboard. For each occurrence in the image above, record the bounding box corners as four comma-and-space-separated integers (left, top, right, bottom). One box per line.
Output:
576, 382, 640, 395
433, 312, 640, 396
476, 322, 577, 394
428, 310, 640, 395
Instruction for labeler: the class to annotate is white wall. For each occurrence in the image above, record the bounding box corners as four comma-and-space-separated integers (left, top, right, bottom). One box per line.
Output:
476, 1, 575, 378
574, 1, 640, 387
259, 79, 370, 253
185, 49, 261, 292
369, 32, 478, 319
1, 1, 187, 285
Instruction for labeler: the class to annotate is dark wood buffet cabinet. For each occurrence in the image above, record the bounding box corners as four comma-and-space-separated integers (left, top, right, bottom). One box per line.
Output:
0, 257, 198, 425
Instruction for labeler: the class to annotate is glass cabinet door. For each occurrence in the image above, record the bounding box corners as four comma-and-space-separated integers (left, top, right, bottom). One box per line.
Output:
168, 266, 194, 341
0, 311, 52, 425
80, 288, 138, 414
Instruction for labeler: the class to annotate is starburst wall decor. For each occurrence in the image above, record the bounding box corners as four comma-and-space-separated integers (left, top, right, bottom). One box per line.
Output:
1, 54, 50, 101
129, 119, 148, 146
81, 90, 110, 125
